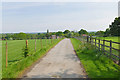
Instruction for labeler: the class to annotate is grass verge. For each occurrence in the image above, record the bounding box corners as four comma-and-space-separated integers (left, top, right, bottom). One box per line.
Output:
2, 39, 63, 78
70, 38, 120, 79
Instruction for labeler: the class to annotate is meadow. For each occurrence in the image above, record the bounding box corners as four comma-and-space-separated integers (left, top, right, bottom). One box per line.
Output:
95, 37, 119, 50
96, 37, 119, 42
0, 38, 62, 78
71, 38, 120, 78
92, 37, 120, 60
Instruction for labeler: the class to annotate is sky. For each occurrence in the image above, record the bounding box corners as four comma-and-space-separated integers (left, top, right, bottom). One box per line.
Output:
1, 1, 119, 33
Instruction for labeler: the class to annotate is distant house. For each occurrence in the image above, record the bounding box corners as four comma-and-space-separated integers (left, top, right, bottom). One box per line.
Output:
57, 36, 60, 39
82, 34, 87, 37
51, 35, 56, 39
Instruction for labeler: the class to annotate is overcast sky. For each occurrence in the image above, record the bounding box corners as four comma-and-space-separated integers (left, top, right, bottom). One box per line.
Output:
1, 1, 119, 33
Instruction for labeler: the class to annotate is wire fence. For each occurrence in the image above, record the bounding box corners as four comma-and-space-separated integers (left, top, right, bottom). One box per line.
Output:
2, 38, 59, 69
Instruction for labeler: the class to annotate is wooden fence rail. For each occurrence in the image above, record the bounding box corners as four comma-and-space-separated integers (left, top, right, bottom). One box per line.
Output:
76, 36, 120, 65
86, 36, 120, 65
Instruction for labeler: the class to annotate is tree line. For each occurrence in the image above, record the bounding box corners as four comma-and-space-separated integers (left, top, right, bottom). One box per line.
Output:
1, 17, 119, 40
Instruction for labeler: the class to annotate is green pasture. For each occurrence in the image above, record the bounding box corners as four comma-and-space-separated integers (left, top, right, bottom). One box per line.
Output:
96, 37, 119, 42
93, 37, 120, 59
71, 38, 120, 78
0, 39, 61, 78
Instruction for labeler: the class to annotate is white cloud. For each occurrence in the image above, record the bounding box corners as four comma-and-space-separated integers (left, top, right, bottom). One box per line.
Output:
1, 0, 119, 2
2, 3, 47, 10
2, 2, 118, 33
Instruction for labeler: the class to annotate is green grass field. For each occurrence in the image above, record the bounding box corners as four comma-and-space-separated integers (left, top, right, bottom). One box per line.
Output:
71, 38, 120, 78
95, 37, 119, 50
92, 37, 120, 60
0, 39, 62, 78
96, 37, 119, 42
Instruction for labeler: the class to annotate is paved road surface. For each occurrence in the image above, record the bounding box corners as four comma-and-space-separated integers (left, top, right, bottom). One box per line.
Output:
24, 38, 87, 78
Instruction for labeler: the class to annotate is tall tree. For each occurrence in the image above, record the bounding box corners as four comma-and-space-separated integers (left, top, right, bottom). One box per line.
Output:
88, 32, 96, 36
56, 31, 63, 36
109, 17, 120, 36
46, 29, 50, 39
63, 30, 70, 34
78, 29, 88, 35
104, 28, 110, 37
95, 31, 104, 37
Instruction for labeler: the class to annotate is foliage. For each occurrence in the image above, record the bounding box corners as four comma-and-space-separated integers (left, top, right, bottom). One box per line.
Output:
88, 32, 96, 36
23, 46, 29, 58
95, 31, 104, 37
109, 17, 120, 36
71, 38, 120, 78
63, 30, 71, 38
78, 29, 88, 35
13, 32, 27, 40
56, 31, 63, 36
63, 30, 70, 34
46, 29, 50, 39
104, 28, 110, 37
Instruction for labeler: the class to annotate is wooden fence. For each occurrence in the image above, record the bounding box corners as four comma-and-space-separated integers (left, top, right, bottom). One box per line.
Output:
86, 36, 120, 65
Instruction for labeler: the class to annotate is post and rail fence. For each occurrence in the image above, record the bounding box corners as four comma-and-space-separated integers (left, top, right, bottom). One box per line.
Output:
76, 36, 120, 65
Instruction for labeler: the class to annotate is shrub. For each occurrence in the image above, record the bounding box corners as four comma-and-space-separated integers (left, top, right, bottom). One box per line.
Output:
23, 46, 29, 58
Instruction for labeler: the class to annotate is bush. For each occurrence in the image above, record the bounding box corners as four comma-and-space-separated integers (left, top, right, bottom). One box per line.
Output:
23, 46, 29, 58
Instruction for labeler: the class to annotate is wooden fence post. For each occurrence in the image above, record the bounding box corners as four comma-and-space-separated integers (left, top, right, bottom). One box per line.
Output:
6, 40, 8, 68
95, 38, 96, 47
45, 38, 47, 48
41, 39, 42, 49
51, 37, 52, 44
110, 40, 112, 58
91, 38, 93, 44
98, 39, 100, 50
49, 38, 50, 45
87, 36, 89, 43
90, 37, 91, 43
35, 39, 36, 52
25, 40, 28, 58
103, 40, 105, 54
118, 44, 120, 65
26, 40, 28, 48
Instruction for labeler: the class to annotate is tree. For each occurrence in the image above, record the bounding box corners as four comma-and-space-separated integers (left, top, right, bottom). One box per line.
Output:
67, 32, 74, 38
17, 32, 27, 40
11, 32, 27, 40
47, 29, 49, 33
46, 29, 50, 39
95, 31, 104, 37
88, 32, 95, 36
104, 28, 110, 37
38, 33, 40, 35
63, 30, 70, 34
109, 17, 120, 36
56, 31, 63, 36
78, 29, 88, 35
5, 34, 12, 40
74, 32, 79, 37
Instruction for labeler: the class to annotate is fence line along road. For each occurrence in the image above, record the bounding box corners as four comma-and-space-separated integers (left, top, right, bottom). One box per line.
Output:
75, 36, 120, 65
3, 38, 58, 69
